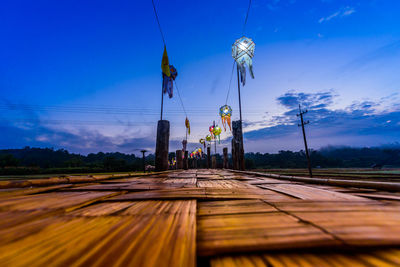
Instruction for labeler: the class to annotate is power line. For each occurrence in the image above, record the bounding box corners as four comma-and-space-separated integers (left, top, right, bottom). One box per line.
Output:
223, 0, 252, 108
0, 104, 269, 115
151, 0, 166, 47
174, 80, 187, 117
242, 0, 253, 35
225, 60, 236, 105
150, 0, 189, 124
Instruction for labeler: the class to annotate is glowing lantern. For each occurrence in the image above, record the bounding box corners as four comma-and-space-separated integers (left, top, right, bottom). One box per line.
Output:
206, 134, 212, 142
232, 36, 255, 86
209, 125, 215, 138
213, 125, 222, 143
199, 138, 206, 149
219, 105, 232, 131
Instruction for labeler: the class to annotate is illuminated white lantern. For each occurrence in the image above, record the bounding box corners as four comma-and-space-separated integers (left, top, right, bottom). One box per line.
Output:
232, 36, 255, 86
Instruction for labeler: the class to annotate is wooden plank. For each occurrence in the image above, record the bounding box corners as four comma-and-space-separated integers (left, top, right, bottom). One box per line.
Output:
0, 200, 196, 267
0, 184, 73, 198
210, 249, 400, 267
120, 200, 196, 215
292, 211, 400, 246
197, 180, 258, 189
197, 212, 339, 256
109, 188, 207, 201
198, 200, 277, 216
205, 188, 297, 201
246, 178, 292, 185
353, 193, 400, 201
69, 202, 133, 216
259, 184, 368, 201
0, 191, 119, 212
273, 201, 399, 212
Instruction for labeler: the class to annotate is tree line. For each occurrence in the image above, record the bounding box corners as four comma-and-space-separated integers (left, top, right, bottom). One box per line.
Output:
0, 146, 399, 175
0, 147, 154, 175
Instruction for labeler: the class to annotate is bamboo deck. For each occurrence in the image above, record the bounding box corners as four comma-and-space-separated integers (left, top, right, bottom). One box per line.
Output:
0, 169, 400, 266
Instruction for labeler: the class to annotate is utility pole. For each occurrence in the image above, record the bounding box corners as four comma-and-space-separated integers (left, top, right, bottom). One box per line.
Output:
297, 104, 312, 177
235, 64, 245, 170
140, 150, 147, 173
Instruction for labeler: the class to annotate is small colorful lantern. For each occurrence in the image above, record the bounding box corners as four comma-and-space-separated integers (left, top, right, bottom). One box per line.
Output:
219, 105, 232, 131
206, 134, 212, 142
209, 125, 215, 138
213, 125, 222, 143
199, 138, 206, 149
232, 36, 255, 86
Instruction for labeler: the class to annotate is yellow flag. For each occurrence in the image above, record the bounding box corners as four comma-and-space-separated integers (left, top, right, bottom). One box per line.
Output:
185, 117, 191, 135
161, 46, 171, 77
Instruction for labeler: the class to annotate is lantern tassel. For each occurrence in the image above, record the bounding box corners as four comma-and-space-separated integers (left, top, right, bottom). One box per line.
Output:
221, 117, 226, 131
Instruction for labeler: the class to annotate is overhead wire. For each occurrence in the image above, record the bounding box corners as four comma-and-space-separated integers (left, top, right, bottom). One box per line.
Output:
242, 0, 252, 35
0, 104, 267, 115
151, 0, 166, 47
223, 0, 253, 113
173, 80, 187, 117
225, 60, 236, 105
151, 0, 189, 128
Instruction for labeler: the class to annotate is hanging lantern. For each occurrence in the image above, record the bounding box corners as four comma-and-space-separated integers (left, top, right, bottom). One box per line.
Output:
219, 105, 232, 131
206, 134, 212, 142
213, 125, 222, 143
232, 36, 255, 86
199, 138, 206, 149
209, 125, 215, 138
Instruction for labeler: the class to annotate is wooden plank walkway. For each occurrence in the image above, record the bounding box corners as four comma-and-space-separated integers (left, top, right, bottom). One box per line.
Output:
0, 169, 400, 266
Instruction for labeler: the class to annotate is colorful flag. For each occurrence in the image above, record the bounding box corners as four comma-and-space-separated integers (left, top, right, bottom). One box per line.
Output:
161, 46, 171, 77
185, 117, 191, 135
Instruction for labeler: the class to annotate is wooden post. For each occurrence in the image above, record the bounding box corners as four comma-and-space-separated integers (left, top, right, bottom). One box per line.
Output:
223, 147, 228, 169
232, 120, 245, 170
183, 151, 188, 170
206, 146, 210, 168
212, 156, 217, 169
231, 138, 237, 170
176, 150, 183, 169
155, 120, 169, 171
140, 150, 147, 173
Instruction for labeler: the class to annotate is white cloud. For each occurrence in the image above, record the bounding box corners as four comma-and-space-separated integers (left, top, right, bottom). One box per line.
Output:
319, 6, 355, 23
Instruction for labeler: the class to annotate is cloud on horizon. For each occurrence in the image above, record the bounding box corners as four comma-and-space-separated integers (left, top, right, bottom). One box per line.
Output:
1, 90, 399, 154
244, 90, 400, 152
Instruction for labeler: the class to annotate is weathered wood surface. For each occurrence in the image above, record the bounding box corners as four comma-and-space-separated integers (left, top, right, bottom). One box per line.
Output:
0, 169, 400, 266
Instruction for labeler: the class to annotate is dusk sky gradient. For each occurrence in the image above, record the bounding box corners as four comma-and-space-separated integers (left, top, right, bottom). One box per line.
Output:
1, 0, 399, 155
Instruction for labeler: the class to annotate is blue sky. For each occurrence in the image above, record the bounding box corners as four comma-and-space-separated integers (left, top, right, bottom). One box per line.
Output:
1, 0, 399, 154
